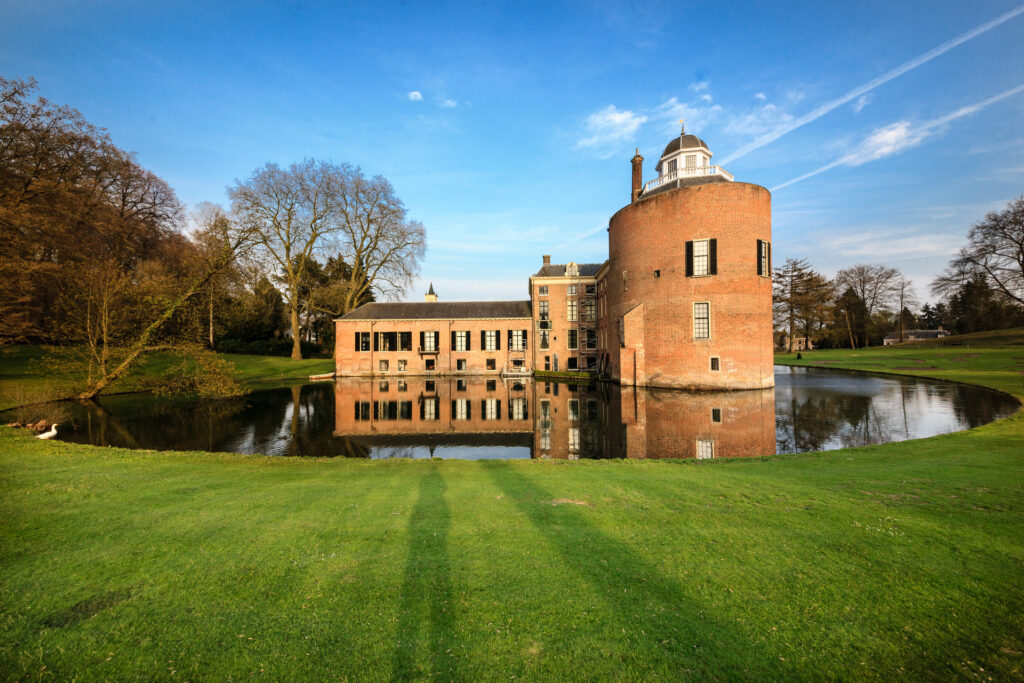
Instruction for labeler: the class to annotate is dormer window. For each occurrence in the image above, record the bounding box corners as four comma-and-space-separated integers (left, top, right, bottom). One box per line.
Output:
566, 262, 579, 277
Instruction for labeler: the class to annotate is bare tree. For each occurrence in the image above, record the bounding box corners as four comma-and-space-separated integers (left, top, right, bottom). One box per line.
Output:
229, 160, 343, 359
932, 195, 1024, 306
834, 264, 899, 319
330, 170, 426, 314
893, 276, 919, 342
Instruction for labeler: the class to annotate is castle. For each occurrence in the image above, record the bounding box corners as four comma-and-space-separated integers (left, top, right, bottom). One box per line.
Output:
335, 128, 774, 390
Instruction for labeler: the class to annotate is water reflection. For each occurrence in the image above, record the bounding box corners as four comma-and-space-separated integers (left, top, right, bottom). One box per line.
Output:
48, 367, 1017, 459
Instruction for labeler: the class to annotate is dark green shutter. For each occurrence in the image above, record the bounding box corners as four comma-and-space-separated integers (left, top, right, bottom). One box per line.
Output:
451, 331, 456, 350
756, 240, 763, 275
709, 239, 717, 275
419, 331, 425, 350
523, 329, 528, 349
685, 241, 694, 277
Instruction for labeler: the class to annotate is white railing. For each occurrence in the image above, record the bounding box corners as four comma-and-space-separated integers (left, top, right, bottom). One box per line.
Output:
641, 165, 734, 194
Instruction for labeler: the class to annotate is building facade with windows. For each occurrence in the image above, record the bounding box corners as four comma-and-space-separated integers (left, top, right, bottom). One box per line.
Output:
335, 128, 773, 389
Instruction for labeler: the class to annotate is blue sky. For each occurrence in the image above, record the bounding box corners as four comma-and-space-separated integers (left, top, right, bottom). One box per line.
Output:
3, 0, 1022, 303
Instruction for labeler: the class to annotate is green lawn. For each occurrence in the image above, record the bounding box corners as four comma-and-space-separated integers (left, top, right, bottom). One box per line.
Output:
1, 342, 1023, 679
0, 345, 334, 411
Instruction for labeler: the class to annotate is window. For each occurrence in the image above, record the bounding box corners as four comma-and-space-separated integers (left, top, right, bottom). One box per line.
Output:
540, 330, 549, 349
539, 301, 549, 319
452, 399, 470, 420
568, 329, 578, 350
583, 300, 595, 321
486, 379, 496, 391
710, 357, 720, 371
654, 269, 661, 278
694, 302, 710, 339
541, 429, 551, 451
693, 239, 709, 276
425, 380, 435, 392
510, 330, 527, 351
667, 158, 677, 174
510, 398, 528, 420
457, 379, 467, 391
354, 402, 370, 421
757, 239, 771, 277
568, 357, 578, 370
457, 359, 467, 371
538, 285, 548, 296
379, 360, 389, 372
355, 332, 371, 351
585, 355, 597, 370
584, 329, 597, 350
567, 284, 577, 296
540, 400, 551, 420
379, 380, 389, 391
421, 397, 438, 421
544, 355, 550, 371
425, 359, 435, 371
585, 284, 596, 295
711, 408, 722, 423
421, 331, 438, 352
376, 331, 397, 351
482, 398, 500, 420
484, 330, 499, 351
568, 399, 579, 421
453, 330, 469, 351
398, 359, 407, 372
685, 154, 696, 169
397, 380, 407, 392
375, 401, 412, 421
567, 300, 578, 321
486, 359, 496, 370
399, 332, 413, 351
696, 439, 714, 459
569, 428, 580, 452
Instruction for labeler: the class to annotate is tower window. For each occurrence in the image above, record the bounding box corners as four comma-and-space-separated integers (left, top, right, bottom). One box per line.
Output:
710, 357, 720, 371
686, 154, 696, 170
667, 158, 677, 174
694, 302, 710, 339
538, 285, 548, 296
686, 239, 717, 277
712, 408, 722, 423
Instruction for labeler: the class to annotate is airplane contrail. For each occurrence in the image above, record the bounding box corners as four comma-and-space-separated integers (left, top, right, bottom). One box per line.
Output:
718, 4, 1024, 166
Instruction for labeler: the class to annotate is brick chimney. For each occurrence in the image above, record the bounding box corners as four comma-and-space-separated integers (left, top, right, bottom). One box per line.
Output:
542, 255, 551, 265
631, 148, 644, 203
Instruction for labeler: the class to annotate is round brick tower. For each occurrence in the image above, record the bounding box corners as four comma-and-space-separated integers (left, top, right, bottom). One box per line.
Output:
602, 130, 774, 390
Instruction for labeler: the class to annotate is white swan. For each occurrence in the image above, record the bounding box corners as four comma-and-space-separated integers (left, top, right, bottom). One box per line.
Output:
37, 423, 59, 440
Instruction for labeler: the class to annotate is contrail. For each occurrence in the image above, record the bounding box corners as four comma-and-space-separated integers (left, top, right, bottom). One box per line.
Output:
718, 4, 1024, 166
771, 84, 1024, 191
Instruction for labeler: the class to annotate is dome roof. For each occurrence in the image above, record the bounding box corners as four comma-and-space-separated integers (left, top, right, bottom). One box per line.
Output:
660, 134, 710, 158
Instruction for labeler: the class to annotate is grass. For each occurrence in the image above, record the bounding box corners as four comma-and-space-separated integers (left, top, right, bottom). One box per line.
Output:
0, 345, 334, 411
1, 340, 1023, 679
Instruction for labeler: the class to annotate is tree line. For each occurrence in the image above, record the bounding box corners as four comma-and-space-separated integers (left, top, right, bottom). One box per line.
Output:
0, 76, 424, 397
773, 195, 1024, 349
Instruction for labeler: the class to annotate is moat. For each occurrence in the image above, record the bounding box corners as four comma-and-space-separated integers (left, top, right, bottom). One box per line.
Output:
46, 366, 1018, 459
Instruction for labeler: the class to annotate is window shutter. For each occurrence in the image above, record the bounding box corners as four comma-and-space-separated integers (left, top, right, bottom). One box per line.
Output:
466, 332, 471, 351
480, 400, 486, 417
420, 400, 425, 420
756, 240, 763, 275
523, 329, 528, 349
373, 332, 379, 351
709, 239, 718, 275
496, 330, 501, 349
466, 401, 471, 420
497, 400, 502, 420
355, 332, 359, 351
481, 330, 486, 349
767, 242, 771, 274
450, 400, 456, 416
419, 331, 425, 350
451, 331, 456, 350
685, 241, 694, 277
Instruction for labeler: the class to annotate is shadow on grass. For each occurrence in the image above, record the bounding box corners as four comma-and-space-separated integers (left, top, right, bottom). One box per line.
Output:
390, 465, 458, 681
484, 462, 784, 679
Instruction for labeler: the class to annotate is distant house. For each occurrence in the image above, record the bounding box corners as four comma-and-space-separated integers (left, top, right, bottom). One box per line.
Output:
778, 336, 813, 351
883, 329, 950, 345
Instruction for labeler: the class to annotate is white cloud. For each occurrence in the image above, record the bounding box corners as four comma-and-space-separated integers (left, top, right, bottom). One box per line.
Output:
723, 103, 794, 139
440, 98, 457, 108
718, 4, 1024, 165
772, 83, 1024, 191
407, 91, 422, 101
653, 97, 722, 137
577, 105, 648, 156
818, 229, 962, 259
690, 81, 709, 92
699, 93, 713, 102
754, 92, 766, 101
853, 93, 873, 114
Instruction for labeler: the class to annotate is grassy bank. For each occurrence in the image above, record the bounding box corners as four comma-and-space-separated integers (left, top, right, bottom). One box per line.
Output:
0, 345, 334, 411
1, 344, 1023, 679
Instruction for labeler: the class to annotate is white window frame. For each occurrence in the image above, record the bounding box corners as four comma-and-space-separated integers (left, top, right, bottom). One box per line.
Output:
485, 330, 498, 351
567, 329, 579, 350
423, 397, 437, 420
567, 300, 578, 322
510, 329, 526, 351
454, 399, 469, 420
539, 301, 549, 319
398, 359, 407, 372
693, 302, 710, 340
567, 284, 577, 296
455, 331, 469, 351
422, 331, 438, 352
759, 241, 770, 278
538, 285, 548, 296
484, 398, 499, 420
685, 154, 696, 170
510, 398, 527, 420
693, 239, 710, 277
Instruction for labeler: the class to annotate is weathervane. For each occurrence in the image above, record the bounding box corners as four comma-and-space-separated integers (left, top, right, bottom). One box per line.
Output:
679, 118, 685, 134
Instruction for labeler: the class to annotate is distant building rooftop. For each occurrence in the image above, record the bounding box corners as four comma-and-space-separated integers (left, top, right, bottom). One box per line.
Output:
337, 300, 531, 321
532, 263, 604, 278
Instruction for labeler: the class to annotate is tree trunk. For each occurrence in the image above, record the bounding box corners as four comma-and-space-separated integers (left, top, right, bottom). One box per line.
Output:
290, 299, 302, 360
208, 289, 215, 349
844, 309, 857, 349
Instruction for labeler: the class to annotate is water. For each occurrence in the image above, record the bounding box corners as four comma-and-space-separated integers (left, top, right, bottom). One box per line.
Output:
43, 366, 1018, 459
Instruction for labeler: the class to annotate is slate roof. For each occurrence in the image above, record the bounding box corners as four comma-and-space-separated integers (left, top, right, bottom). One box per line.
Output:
883, 329, 950, 340
640, 174, 730, 199
532, 263, 604, 278
337, 300, 531, 321
660, 134, 710, 158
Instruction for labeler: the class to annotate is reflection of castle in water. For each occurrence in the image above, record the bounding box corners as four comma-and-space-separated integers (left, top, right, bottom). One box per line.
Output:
333, 377, 777, 460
